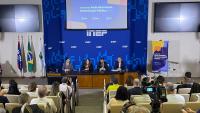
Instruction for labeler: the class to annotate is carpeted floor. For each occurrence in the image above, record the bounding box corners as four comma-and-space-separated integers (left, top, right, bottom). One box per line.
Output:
75, 89, 103, 113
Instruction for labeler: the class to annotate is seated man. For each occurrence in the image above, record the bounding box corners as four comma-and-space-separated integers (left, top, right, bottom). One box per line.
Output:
114, 57, 125, 72
59, 77, 72, 97
30, 85, 57, 113
128, 79, 143, 98
166, 82, 185, 103
177, 72, 193, 93
97, 58, 109, 72
13, 93, 44, 113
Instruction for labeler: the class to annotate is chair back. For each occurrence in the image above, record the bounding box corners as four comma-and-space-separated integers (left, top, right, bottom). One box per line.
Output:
137, 103, 152, 112
37, 103, 50, 113
131, 95, 151, 104
178, 88, 191, 94
179, 94, 190, 102
190, 93, 199, 102
160, 102, 184, 113
47, 96, 60, 113
185, 102, 200, 112
5, 103, 21, 113
0, 103, 4, 108
110, 104, 123, 113
5, 95, 19, 103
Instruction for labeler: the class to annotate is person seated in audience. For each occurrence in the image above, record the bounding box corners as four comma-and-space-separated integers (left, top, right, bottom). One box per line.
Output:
63, 58, 73, 73
141, 77, 152, 93
127, 106, 150, 113
166, 82, 185, 103
30, 85, 57, 113
125, 76, 134, 88
59, 77, 72, 97
105, 76, 115, 90
107, 78, 121, 93
27, 82, 37, 97
177, 72, 193, 93
128, 79, 142, 99
7, 79, 21, 95
13, 93, 44, 113
97, 58, 109, 72
0, 89, 9, 107
107, 86, 129, 112
81, 58, 94, 73
49, 81, 60, 96
181, 108, 196, 113
114, 57, 126, 71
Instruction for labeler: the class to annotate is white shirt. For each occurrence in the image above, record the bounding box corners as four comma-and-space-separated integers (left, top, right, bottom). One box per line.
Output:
30, 97, 57, 113
59, 83, 72, 97
27, 91, 38, 97
167, 94, 185, 103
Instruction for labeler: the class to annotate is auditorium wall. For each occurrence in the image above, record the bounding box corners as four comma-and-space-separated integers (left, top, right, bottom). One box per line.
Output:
0, 0, 45, 77
148, 0, 200, 77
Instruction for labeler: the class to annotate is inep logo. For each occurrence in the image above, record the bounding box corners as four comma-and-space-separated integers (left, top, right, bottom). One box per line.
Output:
86, 30, 107, 37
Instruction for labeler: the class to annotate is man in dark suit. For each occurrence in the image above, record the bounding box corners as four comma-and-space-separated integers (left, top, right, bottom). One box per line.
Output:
97, 58, 109, 72
114, 57, 125, 71
177, 72, 193, 93
128, 79, 142, 99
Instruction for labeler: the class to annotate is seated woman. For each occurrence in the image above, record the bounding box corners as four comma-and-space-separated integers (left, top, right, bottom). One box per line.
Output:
7, 80, 21, 95
63, 58, 73, 73
27, 82, 37, 97
81, 58, 94, 73
107, 86, 129, 112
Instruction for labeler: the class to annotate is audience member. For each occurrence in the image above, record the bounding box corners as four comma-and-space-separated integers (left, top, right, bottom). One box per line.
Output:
127, 106, 150, 113
27, 82, 37, 97
7, 80, 21, 95
107, 78, 121, 93
177, 72, 193, 93
0, 90, 9, 106
107, 86, 129, 111
125, 76, 134, 87
97, 58, 109, 72
105, 76, 115, 90
114, 57, 125, 71
81, 58, 94, 73
59, 77, 72, 97
166, 82, 185, 103
128, 79, 142, 99
30, 85, 57, 113
13, 93, 44, 113
49, 81, 60, 96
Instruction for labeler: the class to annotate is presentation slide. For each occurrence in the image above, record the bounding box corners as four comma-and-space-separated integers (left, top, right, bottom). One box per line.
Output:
66, 0, 127, 29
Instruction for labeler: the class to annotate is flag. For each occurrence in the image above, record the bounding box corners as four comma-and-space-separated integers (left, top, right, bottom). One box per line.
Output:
39, 38, 45, 76
27, 37, 33, 72
21, 36, 27, 73
17, 36, 22, 72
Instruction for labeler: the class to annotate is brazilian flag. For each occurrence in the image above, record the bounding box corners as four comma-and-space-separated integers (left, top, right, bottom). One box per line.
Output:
27, 38, 33, 72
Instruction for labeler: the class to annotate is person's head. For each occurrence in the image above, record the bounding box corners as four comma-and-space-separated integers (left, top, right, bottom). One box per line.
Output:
166, 82, 175, 94
115, 86, 128, 101
28, 82, 37, 92
184, 72, 192, 82
51, 81, 60, 96
112, 78, 118, 84
100, 58, 105, 63
38, 85, 48, 98
126, 76, 133, 86
117, 57, 122, 62
141, 77, 150, 87
61, 77, 68, 84
133, 79, 140, 87
18, 93, 30, 105
157, 75, 165, 85
8, 80, 19, 94
128, 106, 150, 113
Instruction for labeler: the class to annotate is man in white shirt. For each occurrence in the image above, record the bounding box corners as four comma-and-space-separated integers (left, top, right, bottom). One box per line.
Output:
30, 85, 57, 113
166, 82, 185, 103
59, 77, 72, 97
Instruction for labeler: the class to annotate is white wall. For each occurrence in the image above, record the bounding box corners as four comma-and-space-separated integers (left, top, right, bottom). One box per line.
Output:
148, 0, 200, 77
0, 0, 45, 77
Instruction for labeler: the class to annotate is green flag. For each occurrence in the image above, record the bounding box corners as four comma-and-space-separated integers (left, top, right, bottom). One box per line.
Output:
27, 38, 33, 72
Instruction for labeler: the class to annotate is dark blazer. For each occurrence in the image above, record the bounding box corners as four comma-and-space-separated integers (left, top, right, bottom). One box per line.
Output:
97, 62, 109, 72
0, 96, 9, 107
128, 87, 143, 100
114, 61, 125, 71
81, 63, 94, 73
12, 104, 44, 113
